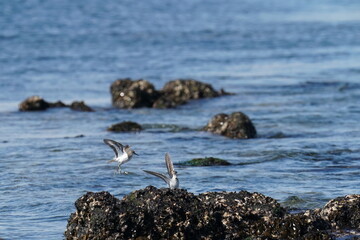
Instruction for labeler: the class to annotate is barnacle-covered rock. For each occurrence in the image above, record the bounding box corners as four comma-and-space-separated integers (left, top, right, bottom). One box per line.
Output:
65, 191, 121, 239
110, 78, 231, 109
19, 96, 94, 112
203, 112, 257, 139
19, 96, 50, 111
320, 194, 360, 229
107, 121, 143, 132
65, 187, 335, 240
110, 78, 159, 109
70, 101, 94, 112
152, 79, 231, 108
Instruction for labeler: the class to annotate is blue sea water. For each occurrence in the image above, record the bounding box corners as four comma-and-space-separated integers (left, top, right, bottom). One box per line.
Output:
0, 0, 360, 239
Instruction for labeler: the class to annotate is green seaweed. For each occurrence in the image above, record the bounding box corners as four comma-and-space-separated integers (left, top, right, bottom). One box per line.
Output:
179, 157, 231, 166
107, 121, 143, 132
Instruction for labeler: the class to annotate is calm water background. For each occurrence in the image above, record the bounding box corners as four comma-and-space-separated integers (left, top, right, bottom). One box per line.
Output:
1, 0, 360, 239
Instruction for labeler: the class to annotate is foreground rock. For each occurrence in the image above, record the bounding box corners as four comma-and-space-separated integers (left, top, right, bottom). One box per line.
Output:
65, 186, 349, 240
19, 96, 94, 112
178, 157, 231, 166
107, 121, 143, 132
203, 112, 257, 139
320, 194, 360, 230
110, 78, 231, 109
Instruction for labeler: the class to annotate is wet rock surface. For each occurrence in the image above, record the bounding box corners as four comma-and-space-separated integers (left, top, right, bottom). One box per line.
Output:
19, 96, 51, 111
153, 79, 231, 108
69, 101, 94, 112
19, 96, 94, 112
64, 186, 356, 240
110, 78, 159, 108
178, 157, 231, 166
203, 112, 257, 139
320, 194, 360, 230
110, 78, 231, 109
107, 121, 143, 132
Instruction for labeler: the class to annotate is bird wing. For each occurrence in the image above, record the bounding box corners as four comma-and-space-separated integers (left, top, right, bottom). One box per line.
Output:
165, 153, 174, 178
143, 170, 170, 185
103, 139, 124, 158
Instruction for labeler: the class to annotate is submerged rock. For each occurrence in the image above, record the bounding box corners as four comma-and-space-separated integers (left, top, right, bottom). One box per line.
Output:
110, 78, 231, 109
65, 186, 335, 240
203, 112, 257, 139
107, 121, 143, 132
110, 78, 159, 109
69, 101, 94, 112
179, 157, 231, 166
19, 96, 50, 111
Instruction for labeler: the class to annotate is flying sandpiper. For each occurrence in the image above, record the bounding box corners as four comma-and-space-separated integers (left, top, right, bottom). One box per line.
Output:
143, 153, 179, 189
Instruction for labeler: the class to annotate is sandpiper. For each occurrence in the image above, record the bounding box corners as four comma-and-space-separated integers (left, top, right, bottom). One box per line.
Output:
143, 153, 179, 189
103, 139, 138, 174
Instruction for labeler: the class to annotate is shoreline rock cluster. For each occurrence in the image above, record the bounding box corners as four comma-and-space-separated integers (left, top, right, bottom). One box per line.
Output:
108, 111, 257, 139
18, 80, 257, 139
65, 187, 360, 240
110, 78, 232, 109
19, 96, 94, 112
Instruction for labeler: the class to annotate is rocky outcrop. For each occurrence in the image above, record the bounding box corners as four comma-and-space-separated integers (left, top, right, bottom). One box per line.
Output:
320, 194, 360, 230
110, 79, 159, 109
69, 101, 94, 112
65, 186, 342, 240
178, 157, 231, 166
19, 96, 51, 111
152, 79, 231, 108
107, 121, 143, 132
110, 78, 231, 109
203, 112, 257, 139
19, 96, 94, 112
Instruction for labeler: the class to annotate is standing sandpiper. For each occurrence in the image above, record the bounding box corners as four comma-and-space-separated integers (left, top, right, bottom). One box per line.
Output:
143, 153, 179, 189
103, 139, 138, 174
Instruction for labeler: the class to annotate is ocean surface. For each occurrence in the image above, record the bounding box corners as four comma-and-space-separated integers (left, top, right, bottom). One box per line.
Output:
1, 0, 360, 239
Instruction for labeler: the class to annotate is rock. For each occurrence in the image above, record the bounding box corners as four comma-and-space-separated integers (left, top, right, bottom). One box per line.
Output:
152, 79, 231, 108
48, 100, 67, 108
19, 96, 93, 112
320, 194, 360, 229
203, 112, 257, 139
110, 78, 159, 109
267, 210, 330, 240
107, 121, 143, 132
65, 187, 334, 240
178, 157, 231, 166
69, 101, 94, 112
65, 191, 121, 240
19, 96, 50, 111
110, 78, 231, 109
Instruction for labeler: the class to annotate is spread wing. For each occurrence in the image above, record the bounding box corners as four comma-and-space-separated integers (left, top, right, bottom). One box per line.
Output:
103, 139, 124, 158
143, 170, 170, 185
165, 153, 175, 178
